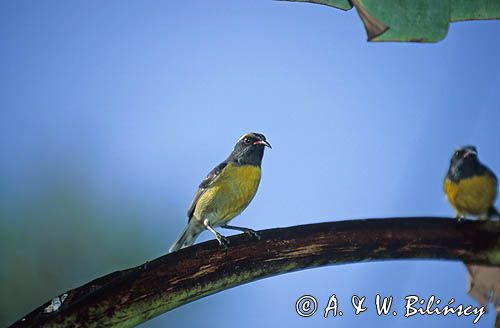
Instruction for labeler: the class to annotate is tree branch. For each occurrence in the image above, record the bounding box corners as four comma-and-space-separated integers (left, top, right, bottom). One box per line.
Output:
10, 218, 500, 328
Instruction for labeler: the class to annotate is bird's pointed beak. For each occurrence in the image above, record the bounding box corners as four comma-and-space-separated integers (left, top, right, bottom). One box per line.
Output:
253, 140, 272, 149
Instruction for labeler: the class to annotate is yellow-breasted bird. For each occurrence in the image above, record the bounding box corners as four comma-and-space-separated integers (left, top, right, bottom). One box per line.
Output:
169, 132, 271, 252
443, 145, 499, 220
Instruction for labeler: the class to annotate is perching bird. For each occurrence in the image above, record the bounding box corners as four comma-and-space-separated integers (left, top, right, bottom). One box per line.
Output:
443, 145, 499, 220
169, 132, 271, 252
444, 147, 500, 320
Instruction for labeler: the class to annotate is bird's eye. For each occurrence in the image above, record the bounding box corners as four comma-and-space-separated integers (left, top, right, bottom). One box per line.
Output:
454, 151, 461, 158
244, 137, 251, 144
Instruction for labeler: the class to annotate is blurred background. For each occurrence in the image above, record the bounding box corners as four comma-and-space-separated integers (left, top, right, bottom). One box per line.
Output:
1, 1, 500, 327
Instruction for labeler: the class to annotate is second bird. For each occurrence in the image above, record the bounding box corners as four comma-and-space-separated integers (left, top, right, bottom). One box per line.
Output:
169, 132, 271, 252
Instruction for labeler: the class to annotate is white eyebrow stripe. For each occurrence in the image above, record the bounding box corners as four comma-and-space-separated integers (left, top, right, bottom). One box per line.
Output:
237, 133, 251, 142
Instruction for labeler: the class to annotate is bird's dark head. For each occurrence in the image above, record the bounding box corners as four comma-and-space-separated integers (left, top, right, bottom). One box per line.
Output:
228, 132, 271, 166
448, 145, 480, 181
450, 145, 478, 166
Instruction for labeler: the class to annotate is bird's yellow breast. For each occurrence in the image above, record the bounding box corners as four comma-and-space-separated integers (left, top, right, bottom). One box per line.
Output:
193, 163, 261, 225
444, 174, 497, 215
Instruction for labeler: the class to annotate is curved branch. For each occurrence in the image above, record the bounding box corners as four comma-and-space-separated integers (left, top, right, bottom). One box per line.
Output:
10, 218, 500, 328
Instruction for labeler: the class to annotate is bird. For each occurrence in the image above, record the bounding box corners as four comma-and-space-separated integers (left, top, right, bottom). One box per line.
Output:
169, 132, 271, 252
443, 145, 499, 220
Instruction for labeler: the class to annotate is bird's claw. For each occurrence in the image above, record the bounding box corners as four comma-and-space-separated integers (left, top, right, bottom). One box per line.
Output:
216, 234, 230, 248
244, 229, 261, 240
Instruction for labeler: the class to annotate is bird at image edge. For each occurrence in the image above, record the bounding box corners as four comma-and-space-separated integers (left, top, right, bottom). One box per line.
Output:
444, 145, 499, 220
169, 132, 271, 252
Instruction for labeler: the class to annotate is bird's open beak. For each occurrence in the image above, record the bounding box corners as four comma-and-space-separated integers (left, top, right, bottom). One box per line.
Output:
253, 140, 272, 149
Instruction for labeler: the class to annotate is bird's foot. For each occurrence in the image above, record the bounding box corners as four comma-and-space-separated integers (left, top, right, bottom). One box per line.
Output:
220, 224, 261, 240
243, 228, 261, 240
216, 233, 230, 248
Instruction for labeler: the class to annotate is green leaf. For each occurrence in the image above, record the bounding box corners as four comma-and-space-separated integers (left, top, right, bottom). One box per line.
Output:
357, 0, 450, 42
451, 0, 500, 21
280, 0, 500, 42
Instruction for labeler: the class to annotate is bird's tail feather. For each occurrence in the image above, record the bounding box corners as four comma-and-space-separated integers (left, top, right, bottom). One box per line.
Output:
169, 222, 203, 253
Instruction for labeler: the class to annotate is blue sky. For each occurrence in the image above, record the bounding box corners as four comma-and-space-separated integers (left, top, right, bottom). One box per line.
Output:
1, 1, 500, 327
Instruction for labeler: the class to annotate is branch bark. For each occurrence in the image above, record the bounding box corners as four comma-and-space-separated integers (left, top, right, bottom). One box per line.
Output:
10, 218, 500, 328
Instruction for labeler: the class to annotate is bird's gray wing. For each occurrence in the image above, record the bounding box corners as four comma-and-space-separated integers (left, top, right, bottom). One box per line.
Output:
484, 165, 498, 186
187, 161, 228, 222
490, 169, 498, 185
